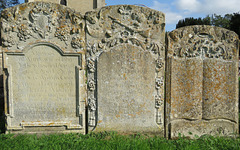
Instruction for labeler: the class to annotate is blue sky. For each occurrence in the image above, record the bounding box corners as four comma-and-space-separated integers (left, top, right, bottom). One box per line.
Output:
19, 0, 240, 31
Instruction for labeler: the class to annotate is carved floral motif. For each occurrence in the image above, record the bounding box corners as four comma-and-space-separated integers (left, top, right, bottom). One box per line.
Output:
88, 97, 96, 111
155, 95, 163, 109
17, 24, 32, 41
156, 59, 164, 72
2, 35, 15, 47
88, 79, 96, 91
156, 77, 164, 89
168, 26, 238, 60
1, 2, 85, 51
55, 25, 71, 41
87, 59, 95, 73
71, 36, 85, 50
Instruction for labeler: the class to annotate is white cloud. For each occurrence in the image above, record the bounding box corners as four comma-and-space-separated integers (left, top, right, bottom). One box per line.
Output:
151, 1, 183, 24
151, 0, 240, 31
175, 0, 201, 13
174, 0, 240, 15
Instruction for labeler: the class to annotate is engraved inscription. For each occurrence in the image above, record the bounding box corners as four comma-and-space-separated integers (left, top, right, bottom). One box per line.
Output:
97, 44, 157, 132
7, 45, 80, 126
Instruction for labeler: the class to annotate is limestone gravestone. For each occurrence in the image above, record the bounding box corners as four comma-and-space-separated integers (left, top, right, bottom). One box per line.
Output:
1, 2, 86, 134
86, 5, 165, 135
166, 25, 239, 138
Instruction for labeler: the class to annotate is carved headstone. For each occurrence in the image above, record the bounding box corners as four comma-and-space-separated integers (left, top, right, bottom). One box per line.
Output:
166, 25, 239, 138
1, 2, 86, 134
86, 5, 165, 135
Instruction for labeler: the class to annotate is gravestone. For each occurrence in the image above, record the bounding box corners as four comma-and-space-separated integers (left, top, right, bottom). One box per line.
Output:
1, 2, 86, 134
86, 5, 165, 135
166, 25, 239, 138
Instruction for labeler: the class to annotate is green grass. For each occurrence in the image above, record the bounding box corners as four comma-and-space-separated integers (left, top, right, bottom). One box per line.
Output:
0, 132, 240, 150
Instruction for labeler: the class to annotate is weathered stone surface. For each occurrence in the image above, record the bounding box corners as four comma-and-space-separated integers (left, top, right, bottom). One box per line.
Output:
166, 25, 239, 138
171, 120, 237, 139
1, 2, 85, 53
86, 5, 165, 135
25, 0, 106, 14
1, 2, 86, 134
170, 58, 203, 120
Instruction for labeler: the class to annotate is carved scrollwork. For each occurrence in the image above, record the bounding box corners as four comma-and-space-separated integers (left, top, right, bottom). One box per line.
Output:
1, 2, 85, 51
29, 2, 54, 38
168, 26, 238, 60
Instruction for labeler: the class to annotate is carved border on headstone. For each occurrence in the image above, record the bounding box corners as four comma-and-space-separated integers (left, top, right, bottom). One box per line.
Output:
3, 42, 86, 132
1, 2, 85, 52
86, 5, 165, 128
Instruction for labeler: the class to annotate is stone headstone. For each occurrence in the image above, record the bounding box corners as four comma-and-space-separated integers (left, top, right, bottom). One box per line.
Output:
166, 25, 239, 138
1, 2, 86, 134
86, 5, 165, 135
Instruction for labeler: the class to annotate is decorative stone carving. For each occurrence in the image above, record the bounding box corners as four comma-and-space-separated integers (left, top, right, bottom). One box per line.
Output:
155, 95, 163, 109
166, 25, 239, 139
168, 26, 236, 60
86, 5, 165, 135
155, 77, 164, 89
88, 97, 96, 127
1, 2, 86, 134
1, 2, 85, 52
88, 79, 96, 91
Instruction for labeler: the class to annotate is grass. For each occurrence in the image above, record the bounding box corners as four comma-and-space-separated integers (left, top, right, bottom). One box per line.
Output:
0, 132, 240, 150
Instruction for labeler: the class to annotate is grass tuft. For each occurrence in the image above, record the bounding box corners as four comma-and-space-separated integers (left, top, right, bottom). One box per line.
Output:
0, 132, 240, 149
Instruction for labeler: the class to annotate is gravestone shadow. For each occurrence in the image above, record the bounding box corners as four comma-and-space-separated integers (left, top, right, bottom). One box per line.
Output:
0, 75, 5, 133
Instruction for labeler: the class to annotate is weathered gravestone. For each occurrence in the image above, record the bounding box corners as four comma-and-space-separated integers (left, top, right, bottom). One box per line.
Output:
166, 25, 239, 138
1, 2, 86, 134
86, 5, 165, 135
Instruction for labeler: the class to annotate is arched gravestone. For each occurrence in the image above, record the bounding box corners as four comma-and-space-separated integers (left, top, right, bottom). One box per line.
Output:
1, 2, 86, 134
166, 25, 239, 138
86, 5, 165, 135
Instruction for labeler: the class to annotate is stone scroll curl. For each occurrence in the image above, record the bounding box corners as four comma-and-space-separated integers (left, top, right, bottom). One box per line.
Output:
86, 5, 165, 135
1, 2, 86, 134
166, 25, 239, 138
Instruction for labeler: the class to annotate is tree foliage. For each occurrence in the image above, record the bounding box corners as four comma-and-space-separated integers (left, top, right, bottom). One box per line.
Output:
230, 13, 240, 37
0, 0, 19, 12
176, 13, 240, 37
176, 17, 211, 29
